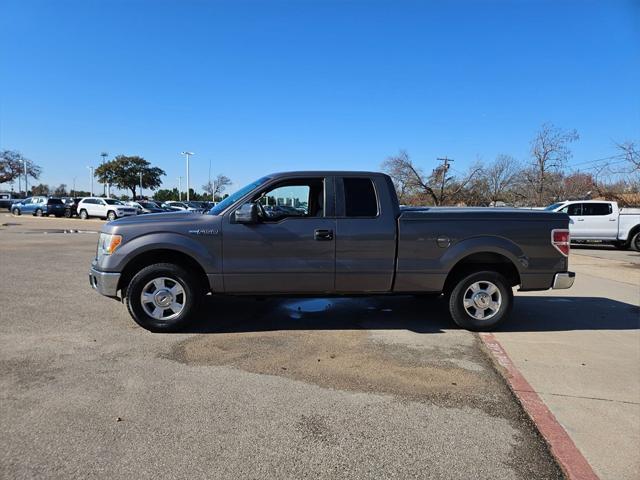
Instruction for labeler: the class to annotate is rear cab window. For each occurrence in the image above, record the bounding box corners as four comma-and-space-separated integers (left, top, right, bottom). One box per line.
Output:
342, 177, 378, 217
582, 203, 612, 216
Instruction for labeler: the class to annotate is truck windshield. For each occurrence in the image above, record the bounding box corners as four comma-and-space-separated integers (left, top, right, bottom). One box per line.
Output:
209, 176, 271, 215
544, 202, 565, 211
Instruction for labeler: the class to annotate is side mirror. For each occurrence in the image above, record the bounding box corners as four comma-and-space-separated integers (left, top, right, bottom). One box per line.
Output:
235, 202, 258, 224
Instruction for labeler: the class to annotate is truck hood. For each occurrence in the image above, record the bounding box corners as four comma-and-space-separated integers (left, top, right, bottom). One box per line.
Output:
111, 211, 201, 225
101, 211, 217, 236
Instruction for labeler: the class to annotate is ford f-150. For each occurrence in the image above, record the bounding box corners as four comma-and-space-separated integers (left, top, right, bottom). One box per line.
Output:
89, 171, 575, 332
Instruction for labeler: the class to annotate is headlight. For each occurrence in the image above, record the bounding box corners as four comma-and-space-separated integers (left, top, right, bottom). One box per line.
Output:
97, 233, 122, 256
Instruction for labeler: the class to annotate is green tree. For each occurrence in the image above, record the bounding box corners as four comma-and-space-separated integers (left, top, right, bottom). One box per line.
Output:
154, 188, 179, 202
95, 155, 165, 200
0, 150, 42, 192
30, 183, 50, 196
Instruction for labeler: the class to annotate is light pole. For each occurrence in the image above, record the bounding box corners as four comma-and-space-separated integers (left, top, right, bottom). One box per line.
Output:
181, 151, 194, 201
23, 158, 28, 196
87, 166, 94, 196
139, 172, 143, 200
177, 176, 183, 201
72, 177, 76, 197
100, 152, 108, 196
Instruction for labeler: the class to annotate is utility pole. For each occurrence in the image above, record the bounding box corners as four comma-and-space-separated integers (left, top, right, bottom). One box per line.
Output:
181, 151, 194, 201
72, 177, 76, 197
177, 176, 183, 201
436, 157, 453, 205
139, 172, 143, 200
100, 152, 108, 196
87, 166, 94, 196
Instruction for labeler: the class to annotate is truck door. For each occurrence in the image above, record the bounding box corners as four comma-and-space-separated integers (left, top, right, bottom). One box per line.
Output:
222, 176, 336, 293
581, 202, 617, 239
561, 203, 587, 239
334, 176, 397, 292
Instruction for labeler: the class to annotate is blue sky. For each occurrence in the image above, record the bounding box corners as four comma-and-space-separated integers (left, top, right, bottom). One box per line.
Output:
1, 0, 638, 194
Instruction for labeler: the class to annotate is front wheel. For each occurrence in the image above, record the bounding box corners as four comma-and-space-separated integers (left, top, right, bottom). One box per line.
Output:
79, 209, 88, 220
12, 208, 20, 216
126, 263, 201, 332
448, 271, 513, 331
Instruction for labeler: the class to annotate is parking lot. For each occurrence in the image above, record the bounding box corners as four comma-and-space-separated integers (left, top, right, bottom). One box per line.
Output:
1, 214, 638, 479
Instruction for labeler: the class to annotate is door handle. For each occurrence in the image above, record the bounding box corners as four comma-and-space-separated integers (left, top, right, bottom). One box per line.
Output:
314, 229, 334, 241
609, 218, 617, 221
577, 219, 584, 221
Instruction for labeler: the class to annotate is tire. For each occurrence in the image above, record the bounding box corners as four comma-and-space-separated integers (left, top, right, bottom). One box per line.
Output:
107, 210, 117, 221
79, 209, 88, 220
12, 208, 20, 216
35, 208, 43, 217
631, 232, 640, 252
448, 271, 513, 331
64, 209, 72, 218
126, 263, 201, 332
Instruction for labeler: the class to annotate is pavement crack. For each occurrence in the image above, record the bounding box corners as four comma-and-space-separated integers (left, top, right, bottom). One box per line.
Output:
515, 389, 640, 405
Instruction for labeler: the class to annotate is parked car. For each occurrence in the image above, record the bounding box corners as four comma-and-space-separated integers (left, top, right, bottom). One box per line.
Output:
545, 200, 640, 251
11, 197, 66, 217
63, 198, 84, 218
77, 197, 138, 221
0, 192, 21, 210
162, 201, 205, 212
89, 171, 574, 333
126, 200, 169, 214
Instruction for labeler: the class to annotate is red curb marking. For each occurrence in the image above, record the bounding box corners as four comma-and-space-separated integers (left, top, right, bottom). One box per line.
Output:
479, 332, 599, 480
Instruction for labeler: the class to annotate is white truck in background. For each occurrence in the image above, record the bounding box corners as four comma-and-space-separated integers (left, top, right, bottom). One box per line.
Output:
545, 200, 640, 251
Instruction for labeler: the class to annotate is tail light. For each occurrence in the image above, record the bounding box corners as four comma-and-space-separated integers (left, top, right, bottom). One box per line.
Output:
552, 229, 570, 256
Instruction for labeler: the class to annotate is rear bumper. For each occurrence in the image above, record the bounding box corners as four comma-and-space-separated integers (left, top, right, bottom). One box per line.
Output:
552, 271, 575, 289
89, 266, 121, 297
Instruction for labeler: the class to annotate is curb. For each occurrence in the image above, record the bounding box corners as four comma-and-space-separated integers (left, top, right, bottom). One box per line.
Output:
479, 332, 599, 480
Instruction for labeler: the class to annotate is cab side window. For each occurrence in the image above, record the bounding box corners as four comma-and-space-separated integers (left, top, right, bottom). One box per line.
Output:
256, 178, 324, 221
582, 203, 612, 216
561, 203, 582, 216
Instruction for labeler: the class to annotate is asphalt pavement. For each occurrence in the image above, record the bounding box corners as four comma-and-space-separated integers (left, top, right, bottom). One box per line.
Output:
0, 214, 563, 479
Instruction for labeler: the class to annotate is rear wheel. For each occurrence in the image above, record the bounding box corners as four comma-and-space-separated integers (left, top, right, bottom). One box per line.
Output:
126, 263, 201, 332
631, 232, 640, 252
448, 271, 513, 331
64, 209, 72, 218
79, 209, 88, 220
35, 208, 43, 217
12, 208, 20, 216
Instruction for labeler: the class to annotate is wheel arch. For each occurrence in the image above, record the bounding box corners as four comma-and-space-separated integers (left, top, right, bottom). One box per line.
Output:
118, 248, 210, 296
442, 251, 522, 294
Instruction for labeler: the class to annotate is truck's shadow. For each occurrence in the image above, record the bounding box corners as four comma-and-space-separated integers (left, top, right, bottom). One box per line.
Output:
185, 295, 639, 334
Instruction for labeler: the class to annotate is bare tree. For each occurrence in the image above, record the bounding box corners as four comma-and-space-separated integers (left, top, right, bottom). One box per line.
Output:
527, 123, 579, 205
480, 154, 519, 204
616, 141, 639, 172
381, 150, 481, 206
202, 174, 232, 201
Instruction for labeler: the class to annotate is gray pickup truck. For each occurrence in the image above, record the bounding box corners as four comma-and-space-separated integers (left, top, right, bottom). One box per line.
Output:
90, 171, 574, 332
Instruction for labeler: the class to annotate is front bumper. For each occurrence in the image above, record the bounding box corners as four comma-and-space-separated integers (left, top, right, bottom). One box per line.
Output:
89, 266, 121, 297
552, 271, 575, 289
